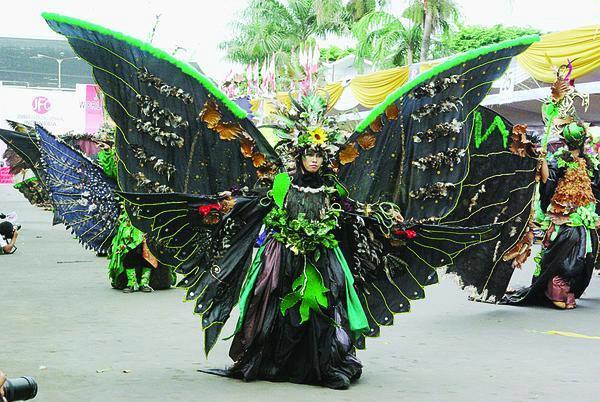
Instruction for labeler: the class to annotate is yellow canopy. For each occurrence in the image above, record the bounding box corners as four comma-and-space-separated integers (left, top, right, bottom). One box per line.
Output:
346, 66, 409, 108
517, 25, 600, 83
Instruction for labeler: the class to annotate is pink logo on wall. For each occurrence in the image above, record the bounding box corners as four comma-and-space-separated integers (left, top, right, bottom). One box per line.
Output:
84, 85, 103, 134
32, 96, 51, 114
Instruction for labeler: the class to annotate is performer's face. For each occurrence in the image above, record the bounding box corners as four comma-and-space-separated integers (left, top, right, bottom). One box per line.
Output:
302, 152, 323, 173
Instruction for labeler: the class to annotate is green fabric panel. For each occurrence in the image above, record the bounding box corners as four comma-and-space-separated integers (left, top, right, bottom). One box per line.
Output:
335, 181, 349, 198
333, 246, 369, 335
97, 148, 117, 179
272, 172, 291, 208
234, 244, 266, 334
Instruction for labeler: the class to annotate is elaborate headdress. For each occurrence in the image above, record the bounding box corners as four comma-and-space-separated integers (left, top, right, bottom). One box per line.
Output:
543, 60, 590, 149
269, 93, 347, 171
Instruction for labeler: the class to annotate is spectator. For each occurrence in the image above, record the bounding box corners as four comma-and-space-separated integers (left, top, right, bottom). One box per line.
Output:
0, 220, 18, 254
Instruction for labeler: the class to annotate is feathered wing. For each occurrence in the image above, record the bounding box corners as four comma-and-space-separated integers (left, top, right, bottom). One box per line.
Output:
42, 13, 284, 350
336, 213, 495, 348
36, 125, 119, 253
337, 35, 538, 221
333, 37, 540, 343
43, 13, 280, 195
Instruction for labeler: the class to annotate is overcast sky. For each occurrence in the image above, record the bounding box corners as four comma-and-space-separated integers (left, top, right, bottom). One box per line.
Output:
2, 0, 600, 79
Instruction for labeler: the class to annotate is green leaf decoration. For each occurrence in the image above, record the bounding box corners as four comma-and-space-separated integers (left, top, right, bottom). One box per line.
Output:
280, 262, 329, 323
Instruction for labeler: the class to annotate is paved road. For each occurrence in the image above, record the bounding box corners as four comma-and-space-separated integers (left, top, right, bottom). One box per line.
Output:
1, 184, 599, 402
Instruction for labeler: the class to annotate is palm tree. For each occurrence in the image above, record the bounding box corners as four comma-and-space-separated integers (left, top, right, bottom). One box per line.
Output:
353, 10, 421, 69
403, 0, 460, 61
345, 0, 387, 22
220, 0, 348, 64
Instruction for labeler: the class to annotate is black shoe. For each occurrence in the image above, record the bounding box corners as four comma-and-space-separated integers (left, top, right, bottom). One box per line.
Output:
139, 284, 154, 293
122, 285, 137, 293
350, 367, 362, 383
322, 372, 350, 390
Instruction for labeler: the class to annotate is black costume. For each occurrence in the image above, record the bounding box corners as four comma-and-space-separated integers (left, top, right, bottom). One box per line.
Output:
43, 12, 541, 388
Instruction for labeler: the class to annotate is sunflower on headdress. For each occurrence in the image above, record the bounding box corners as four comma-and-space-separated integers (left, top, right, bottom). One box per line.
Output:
309, 127, 327, 144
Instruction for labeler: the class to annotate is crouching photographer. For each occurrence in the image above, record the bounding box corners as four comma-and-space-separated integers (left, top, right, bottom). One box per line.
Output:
0, 371, 37, 401
0, 217, 19, 255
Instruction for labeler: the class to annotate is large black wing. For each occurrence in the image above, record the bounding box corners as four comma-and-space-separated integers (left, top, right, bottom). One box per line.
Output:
36, 125, 119, 253
438, 107, 538, 302
43, 13, 280, 195
337, 212, 497, 348
337, 36, 539, 221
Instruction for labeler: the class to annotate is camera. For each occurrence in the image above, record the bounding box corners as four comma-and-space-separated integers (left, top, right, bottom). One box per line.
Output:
3, 377, 37, 401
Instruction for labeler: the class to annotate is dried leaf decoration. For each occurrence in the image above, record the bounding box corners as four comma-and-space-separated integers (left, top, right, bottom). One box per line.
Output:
339, 143, 359, 165
220, 197, 236, 213
239, 136, 254, 158
385, 104, 399, 120
502, 227, 534, 269
551, 158, 596, 215
215, 122, 242, 141
357, 132, 376, 150
370, 116, 383, 132
257, 161, 278, 179
509, 124, 536, 158
551, 79, 570, 103
199, 99, 221, 129
252, 152, 266, 167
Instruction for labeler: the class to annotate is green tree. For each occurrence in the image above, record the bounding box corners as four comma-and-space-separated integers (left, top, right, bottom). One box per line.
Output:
403, 0, 461, 61
320, 45, 354, 62
439, 25, 541, 55
220, 0, 348, 64
352, 10, 422, 68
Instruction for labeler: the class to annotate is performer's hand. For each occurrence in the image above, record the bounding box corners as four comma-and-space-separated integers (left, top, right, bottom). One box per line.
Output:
0, 371, 8, 402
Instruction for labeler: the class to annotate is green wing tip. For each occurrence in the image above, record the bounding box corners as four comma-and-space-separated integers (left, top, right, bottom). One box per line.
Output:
40, 12, 247, 120
355, 34, 540, 133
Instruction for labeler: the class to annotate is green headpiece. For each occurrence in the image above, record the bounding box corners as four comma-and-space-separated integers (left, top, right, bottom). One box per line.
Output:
562, 122, 586, 147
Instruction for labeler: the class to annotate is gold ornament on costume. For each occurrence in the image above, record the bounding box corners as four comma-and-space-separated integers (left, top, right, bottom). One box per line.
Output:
357, 132, 376, 150
199, 98, 221, 129
339, 143, 359, 165
215, 122, 242, 141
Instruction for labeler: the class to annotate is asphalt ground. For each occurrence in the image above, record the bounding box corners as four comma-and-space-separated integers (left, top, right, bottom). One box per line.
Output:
1, 184, 599, 401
